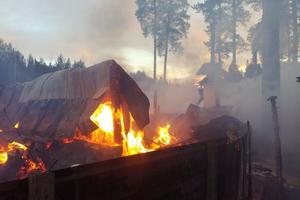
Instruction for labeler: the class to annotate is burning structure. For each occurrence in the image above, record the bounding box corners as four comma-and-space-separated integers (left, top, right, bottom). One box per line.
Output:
0, 60, 246, 199
0, 60, 182, 180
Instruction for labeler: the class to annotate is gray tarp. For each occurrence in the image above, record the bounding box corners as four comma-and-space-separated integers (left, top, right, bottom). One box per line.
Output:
0, 60, 150, 138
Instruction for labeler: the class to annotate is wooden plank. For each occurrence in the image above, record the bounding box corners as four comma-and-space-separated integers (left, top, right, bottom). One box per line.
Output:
28, 173, 55, 200
0, 139, 242, 200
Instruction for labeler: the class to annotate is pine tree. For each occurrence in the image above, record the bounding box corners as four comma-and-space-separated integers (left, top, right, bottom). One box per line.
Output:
193, 0, 219, 64
247, 0, 300, 63
27, 54, 35, 69
72, 60, 86, 68
156, 0, 190, 81
224, 0, 250, 68
219, 0, 250, 81
291, 0, 299, 62
65, 58, 71, 69
55, 54, 65, 70
136, 0, 159, 80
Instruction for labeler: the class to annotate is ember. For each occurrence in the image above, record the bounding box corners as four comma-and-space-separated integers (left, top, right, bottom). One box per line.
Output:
0, 141, 47, 179
16, 157, 47, 179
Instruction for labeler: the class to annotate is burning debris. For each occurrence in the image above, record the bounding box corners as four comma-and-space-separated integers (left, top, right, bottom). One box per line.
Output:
0, 65, 249, 198
0, 140, 46, 180
0, 60, 178, 181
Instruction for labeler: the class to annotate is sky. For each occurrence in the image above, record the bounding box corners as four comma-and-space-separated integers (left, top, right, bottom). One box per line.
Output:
0, 0, 254, 80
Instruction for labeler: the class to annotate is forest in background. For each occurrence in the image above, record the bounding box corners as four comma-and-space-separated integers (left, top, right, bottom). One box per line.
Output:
0, 39, 86, 85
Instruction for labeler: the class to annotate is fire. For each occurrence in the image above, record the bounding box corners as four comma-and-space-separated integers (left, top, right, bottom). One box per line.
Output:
90, 103, 114, 133
238, 64, 247, 74
14, 122, 20, 129
0, 100, 178, 180
74, 101, 173, 156
76, 101, 150, 155
0, 141, 47, 179
0, 151, 8, 165
16, 157, 47, 179
84, 101, 176, 156
122, 130, 151, 156
153, 124, 176, 147
8, 141, 28, 151
86, 102, 119, 146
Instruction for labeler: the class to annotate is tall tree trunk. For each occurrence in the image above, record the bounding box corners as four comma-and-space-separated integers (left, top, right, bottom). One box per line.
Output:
262, 0, 281, 97
252, 49, 258, 65
210, 15, 217, 64
292, 0, 299, 63
263, 0, 283, 186
232, 0, 237, 67
153, 0, 157, 80
288, 26, 292, 63
153, 36, 158, 114
163, 32, 169, 82
217, 1, 223, 65
154, 36, 157, 80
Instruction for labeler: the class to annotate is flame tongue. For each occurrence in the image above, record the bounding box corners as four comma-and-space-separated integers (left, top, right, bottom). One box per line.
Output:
0, 151, 8, 165
86, 101, 176, 156
90, 103, 114, 133
0, 100, 178, 180
8, 141, 27, 151
76, 102, 119, 147
154, 124, 176, 146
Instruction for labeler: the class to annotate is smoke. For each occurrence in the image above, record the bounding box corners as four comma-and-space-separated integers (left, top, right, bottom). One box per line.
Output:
0, 0, 204, 78
137, 62, 300, 183
217, 64, 300, 182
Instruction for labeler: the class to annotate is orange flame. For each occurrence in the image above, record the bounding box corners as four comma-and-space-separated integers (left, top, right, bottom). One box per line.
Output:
14, 122, 20, 129
119, 111, 151, 156
0, 151, 8, 165
122, 130, 151, 156
152, 124, 176, 149
61, 101, 177, 157
0, 141, 47, 179
16, 157, 47, 179
83, 101, 176, 156
8, 141, 28, 151
82, 102, 119, 146
0, 101, 178, 179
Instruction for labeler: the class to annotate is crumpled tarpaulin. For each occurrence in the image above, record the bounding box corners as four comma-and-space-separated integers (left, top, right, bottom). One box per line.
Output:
0, 60, 150, 138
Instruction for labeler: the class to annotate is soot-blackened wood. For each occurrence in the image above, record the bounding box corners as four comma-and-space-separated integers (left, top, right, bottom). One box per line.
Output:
28, 173, 55, 200
54, 141, 209, 200
0, 139, 243, 200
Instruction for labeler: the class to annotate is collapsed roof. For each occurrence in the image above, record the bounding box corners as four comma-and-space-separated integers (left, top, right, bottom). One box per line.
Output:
0, 60, 150, 138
